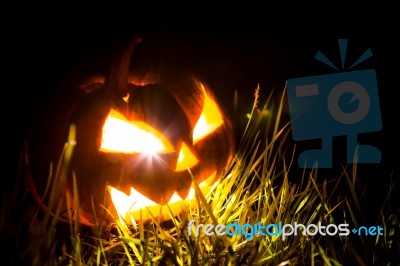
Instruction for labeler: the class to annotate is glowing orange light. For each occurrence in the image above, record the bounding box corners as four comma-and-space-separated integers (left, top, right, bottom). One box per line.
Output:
100, 109, 174, 154
175, 143, 199, 171
193, 83, 224, 143
122, 93, 130, 103
109, 172, 217, 222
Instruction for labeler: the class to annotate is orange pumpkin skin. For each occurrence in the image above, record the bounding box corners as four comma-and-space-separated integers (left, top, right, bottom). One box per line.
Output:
28, 71, 234, 226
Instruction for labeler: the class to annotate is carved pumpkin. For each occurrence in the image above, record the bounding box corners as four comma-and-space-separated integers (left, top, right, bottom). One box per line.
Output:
27, 38, 234, 226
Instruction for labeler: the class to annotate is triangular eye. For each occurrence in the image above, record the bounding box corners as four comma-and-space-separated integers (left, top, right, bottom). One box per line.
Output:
192, 83, 224, 144
175, 142, 199, 171
100, 109, 174, 154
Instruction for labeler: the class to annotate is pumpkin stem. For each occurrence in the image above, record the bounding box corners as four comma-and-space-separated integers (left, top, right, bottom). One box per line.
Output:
104, 35, 142, 96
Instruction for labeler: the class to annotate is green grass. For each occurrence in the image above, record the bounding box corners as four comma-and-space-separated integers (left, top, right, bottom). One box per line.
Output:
2, 87, 399, 265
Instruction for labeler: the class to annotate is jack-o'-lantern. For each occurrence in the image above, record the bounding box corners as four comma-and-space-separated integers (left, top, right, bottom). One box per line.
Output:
27, 37, 234, 226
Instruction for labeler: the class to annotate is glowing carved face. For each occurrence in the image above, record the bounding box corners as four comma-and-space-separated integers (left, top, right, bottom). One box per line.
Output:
99, 83, 229, 222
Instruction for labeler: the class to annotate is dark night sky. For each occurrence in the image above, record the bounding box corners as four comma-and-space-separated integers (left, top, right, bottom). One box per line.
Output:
4, 12, 399, 217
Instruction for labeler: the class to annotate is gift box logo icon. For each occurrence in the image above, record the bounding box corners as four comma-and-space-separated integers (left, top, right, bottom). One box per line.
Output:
286, 39, 382, 168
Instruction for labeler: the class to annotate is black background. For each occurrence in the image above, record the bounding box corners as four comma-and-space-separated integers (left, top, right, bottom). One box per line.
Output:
4, 12, 399, 225
1, 9, 399, 265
